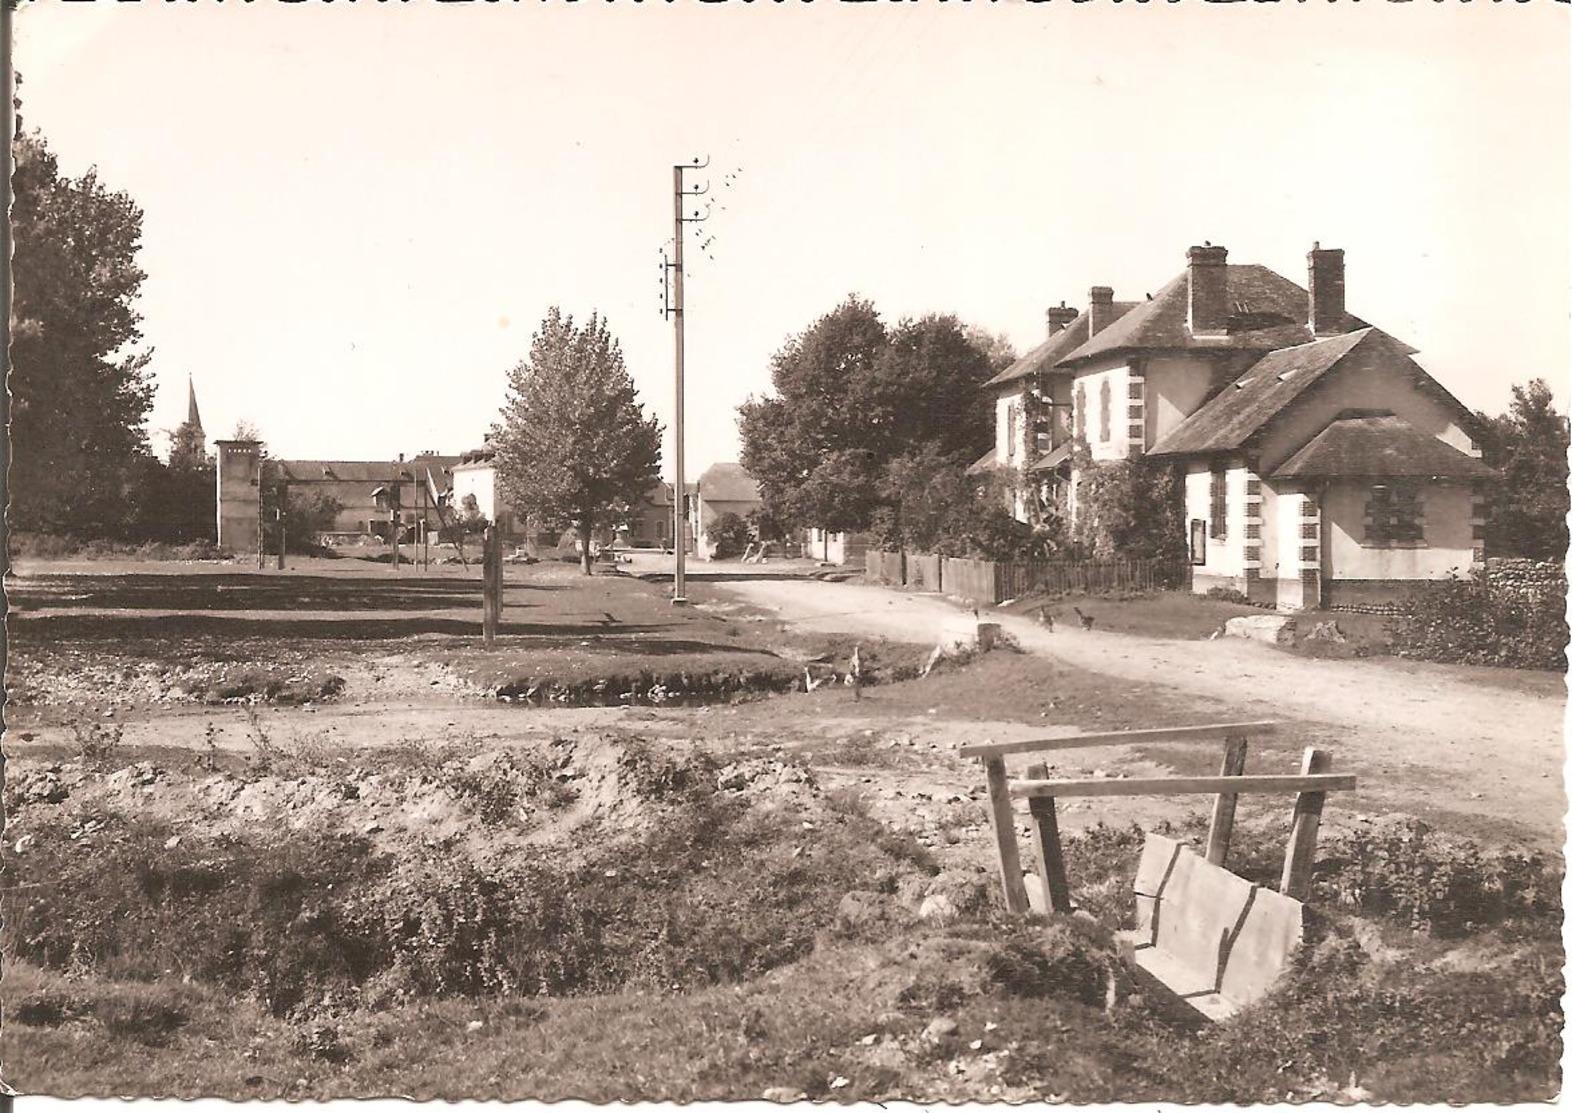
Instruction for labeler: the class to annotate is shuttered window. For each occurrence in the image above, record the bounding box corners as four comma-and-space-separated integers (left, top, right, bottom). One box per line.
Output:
1209, 465, 1227, 540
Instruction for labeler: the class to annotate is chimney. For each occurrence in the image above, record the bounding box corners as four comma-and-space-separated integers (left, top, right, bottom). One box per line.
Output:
1046, 301, 1079, 338
1308, 243, 1346, 336
1087, 287, 1115, 335
1187, 244, 1229, 336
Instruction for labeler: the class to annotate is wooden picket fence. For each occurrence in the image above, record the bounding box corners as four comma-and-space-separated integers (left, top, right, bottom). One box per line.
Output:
865, 550, 1186, 604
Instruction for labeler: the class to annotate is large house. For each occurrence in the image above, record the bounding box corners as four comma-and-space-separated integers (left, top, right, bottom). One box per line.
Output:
981, 244, 1493, 611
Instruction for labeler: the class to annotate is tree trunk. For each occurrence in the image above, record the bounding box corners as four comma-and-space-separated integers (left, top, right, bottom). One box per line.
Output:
579, 517, 594, 576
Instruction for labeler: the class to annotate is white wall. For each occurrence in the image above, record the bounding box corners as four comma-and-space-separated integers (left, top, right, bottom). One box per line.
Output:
451, 463, 499, 522
1072, 359, 1135, 462
1183, 458, 1250, 579
1323, 480, 1476, 581
1144, 355, 1216, 447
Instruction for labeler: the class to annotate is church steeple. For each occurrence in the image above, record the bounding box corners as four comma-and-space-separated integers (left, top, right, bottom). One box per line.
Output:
187, 374, 204, 436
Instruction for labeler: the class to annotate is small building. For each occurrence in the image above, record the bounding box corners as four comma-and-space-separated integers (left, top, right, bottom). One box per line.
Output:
691, 462, 763, 559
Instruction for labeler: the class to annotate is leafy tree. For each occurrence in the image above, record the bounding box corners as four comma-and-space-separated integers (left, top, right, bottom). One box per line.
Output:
707, 512, 751, 559
167, 420, 210, 472
491, 309, 662, 574
266, 489, 344, 554
1476, 380, 1570, 562
9, 131, 155, 536
738, 298, 998, 533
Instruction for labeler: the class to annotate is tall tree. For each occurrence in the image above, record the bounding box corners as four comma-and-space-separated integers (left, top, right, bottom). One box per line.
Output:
738, 298, 997, 533
491, 309, 662, 573
9, 131, 155, 535
1477, 379, 1570, 561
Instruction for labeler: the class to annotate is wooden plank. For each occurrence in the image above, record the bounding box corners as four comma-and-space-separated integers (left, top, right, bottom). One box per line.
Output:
1281, 748, 1332, 900
1025, 763, 1072, 914
956, 721, 1281, 760
1205, 734, 1249, 866
1012, 773, 1354, 799
984, 756, 1030, 914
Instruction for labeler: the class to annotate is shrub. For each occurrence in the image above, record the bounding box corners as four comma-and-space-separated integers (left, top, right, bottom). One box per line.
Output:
708, 512, 752, 559
1387, 570, 1568, 670
1205, 586, 1251, 605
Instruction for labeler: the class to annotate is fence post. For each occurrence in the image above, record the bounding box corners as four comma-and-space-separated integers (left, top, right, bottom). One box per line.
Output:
1205, 734, 1249, 866
984, 756, 1031, 914
1025, 762, 1072, 913
1281, 747, 1332, 899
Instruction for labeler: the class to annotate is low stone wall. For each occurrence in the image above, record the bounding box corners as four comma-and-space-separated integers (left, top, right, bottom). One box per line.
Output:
1483, 558, 1567, 604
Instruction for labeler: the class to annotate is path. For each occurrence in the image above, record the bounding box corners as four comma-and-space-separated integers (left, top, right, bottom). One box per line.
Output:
718, 577, 1568, 845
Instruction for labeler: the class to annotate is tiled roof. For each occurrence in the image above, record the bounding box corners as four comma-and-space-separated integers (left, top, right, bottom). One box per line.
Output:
696, 462, 761, 503
1058, 265, 1384, 366
965, 448, 997, 476
277, 456, 462, 483
983, 306, 1137, 390
1147, 329, 1377, 456
1028, 442, 1074, 472
1271, 415, 1496, 480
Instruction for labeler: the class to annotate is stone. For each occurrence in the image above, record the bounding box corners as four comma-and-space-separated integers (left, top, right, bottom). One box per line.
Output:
1222, 615, 1298, 645
921, 1016, 959, 1042
836, 889, 889, 932
918, 894, 959, 923
923, 870, 992, 915
1307, 620, 1346, 643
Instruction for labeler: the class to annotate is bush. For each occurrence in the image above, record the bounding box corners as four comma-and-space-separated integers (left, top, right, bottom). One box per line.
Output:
708, 512, 752, 559
1205, 586, 1252, 605
1387, 571, 1567, 670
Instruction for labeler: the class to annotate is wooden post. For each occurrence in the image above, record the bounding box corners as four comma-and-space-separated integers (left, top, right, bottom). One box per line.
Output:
1025, 762, 1072, 914
1205, 734, 1249, 866
983, 756, 1030, 914
1281, 747, 1331, 899
482, 525, 499, 646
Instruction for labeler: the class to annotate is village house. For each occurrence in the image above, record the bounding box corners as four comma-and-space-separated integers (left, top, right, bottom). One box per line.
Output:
690, 461, 763, 559
277, 453, 462, 541
981, 244, 1493, 611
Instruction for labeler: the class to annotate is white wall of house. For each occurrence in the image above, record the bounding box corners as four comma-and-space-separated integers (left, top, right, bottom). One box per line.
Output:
1183, 458, 1251, 587
1144, 355, 1217, 447
1256, 348, 1476, 474
994, 389, 1029, 470
451, 462, 500, 522
1322, 480, 1475, 582
1072, 360, 1138, 462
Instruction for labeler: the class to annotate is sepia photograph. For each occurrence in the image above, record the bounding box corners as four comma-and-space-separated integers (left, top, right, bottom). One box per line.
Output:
2, 0, 1568, 1104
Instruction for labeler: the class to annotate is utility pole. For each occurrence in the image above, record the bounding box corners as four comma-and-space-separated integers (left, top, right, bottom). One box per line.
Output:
665, 156, 710, 606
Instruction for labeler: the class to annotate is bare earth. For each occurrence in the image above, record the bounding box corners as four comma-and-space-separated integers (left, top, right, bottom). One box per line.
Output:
716, 577, 1569, 848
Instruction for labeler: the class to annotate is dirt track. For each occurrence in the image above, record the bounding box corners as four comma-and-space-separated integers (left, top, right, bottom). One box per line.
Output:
717, 578, 1569, 846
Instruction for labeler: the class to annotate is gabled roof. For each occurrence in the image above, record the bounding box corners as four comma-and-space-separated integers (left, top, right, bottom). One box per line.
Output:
1271, 415, 1496, 480
1059, 265, 1385, 367
696, 462, 761, 502
1147, 329, 1378, 456
984, 305, 1137, 390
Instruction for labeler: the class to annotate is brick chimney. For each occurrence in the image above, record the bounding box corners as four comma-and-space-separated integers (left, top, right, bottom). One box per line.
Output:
1087, 287, 1115, 335
1308, 243, 1346, 336
1187, 244, 1229, 336
1046, 301, 1079, 338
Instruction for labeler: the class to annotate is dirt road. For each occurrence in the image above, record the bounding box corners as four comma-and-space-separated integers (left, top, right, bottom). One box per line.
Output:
718, 577, 1568, 845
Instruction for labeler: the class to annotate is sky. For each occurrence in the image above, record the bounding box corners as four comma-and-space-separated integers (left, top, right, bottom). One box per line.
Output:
13, 0, 1571, 481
